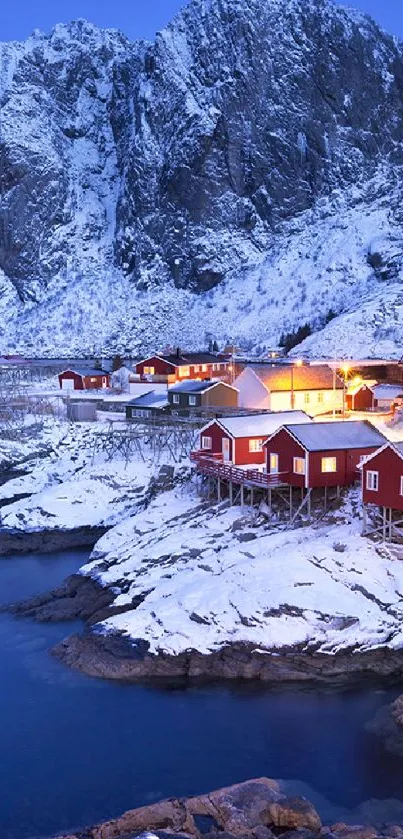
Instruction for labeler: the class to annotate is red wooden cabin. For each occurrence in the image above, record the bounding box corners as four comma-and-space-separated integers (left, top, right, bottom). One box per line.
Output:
345, 381, 376, 412
197, 412, 310, 467
135, 352, 229, 383
58, 367, 110, 391
263, 421, 387, 489
361, 442, 403, 511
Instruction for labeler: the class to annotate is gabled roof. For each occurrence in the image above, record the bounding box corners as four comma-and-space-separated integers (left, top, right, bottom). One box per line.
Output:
127, 391, 169, 409
239, 364, 344, 392
201, 411, 311, 439
372, 384, 403, 400
275, 421, 387, 452
359, 440, 403, 468
169, 380, 237, 395
136, 352, 227, 368
60, 367, 108, 377
346, 379, 377, 396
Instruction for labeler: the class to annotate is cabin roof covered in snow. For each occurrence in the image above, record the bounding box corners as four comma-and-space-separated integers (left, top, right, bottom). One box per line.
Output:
346, 379, 377, 396
59, 367, 108, 377
281, 421, 386, 452
241, 364, 344, 392
127, 391, 169, 408
372, 384, 403, 400
207, 411, 311, 439
169, 380, 236, 394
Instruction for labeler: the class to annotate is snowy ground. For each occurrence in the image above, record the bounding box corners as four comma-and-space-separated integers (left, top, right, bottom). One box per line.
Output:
77, 486, 403, 659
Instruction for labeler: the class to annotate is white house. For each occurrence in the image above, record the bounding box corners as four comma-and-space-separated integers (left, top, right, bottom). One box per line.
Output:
234, 364, 344, 416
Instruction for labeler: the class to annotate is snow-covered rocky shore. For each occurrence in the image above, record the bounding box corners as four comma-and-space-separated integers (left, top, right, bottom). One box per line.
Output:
0, 420, 166, 553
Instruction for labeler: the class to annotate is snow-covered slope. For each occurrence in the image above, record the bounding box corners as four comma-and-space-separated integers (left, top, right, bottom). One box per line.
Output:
1, 0, 403, 356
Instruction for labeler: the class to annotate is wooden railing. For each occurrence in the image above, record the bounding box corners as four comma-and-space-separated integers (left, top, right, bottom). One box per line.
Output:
190, 451, 289, 487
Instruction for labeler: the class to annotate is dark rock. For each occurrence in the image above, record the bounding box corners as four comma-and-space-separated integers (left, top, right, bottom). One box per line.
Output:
0, 525, 108, 556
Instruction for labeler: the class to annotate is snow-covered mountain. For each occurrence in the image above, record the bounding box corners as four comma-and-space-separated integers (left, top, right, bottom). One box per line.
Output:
1, 0, 403, 356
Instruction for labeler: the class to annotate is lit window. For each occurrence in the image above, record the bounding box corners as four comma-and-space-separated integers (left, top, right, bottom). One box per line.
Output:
189, 395, 197, 406
201, 365, 208, 373
304, 393, 310, 404
269, 453, 279, 473
366, 470, 379, 491
144, 366, 155, 375
317, 392, 324, 404
90, 378, 97, 383
180, 366, 190, 377
173, 394, 180, 404
249, 439, 263, 453
193, 365, 200, 373
321, 457, 337, 473
293, 457, 305, 475
202, 436, 212, 450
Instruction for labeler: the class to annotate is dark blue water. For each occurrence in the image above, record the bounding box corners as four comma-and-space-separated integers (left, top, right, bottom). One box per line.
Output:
1, 551, 403, 839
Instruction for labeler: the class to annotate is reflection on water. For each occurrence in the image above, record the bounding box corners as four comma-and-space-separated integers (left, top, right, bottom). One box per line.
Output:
1, 550, 403, 839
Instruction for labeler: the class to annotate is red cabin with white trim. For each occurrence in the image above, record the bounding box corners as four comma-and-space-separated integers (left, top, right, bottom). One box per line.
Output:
264, 421, 387, 489
58, 368, 110, 391
135, 353, 229, 383
197, 412, 311, 467
361, 442, 403, 511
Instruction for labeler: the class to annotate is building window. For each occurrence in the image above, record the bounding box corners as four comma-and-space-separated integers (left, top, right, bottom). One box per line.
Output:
317, 392, 324, 404
90, 377, 97, 383
293, 457, 305, 475
188, 395, 197, 406
202, 436, 212, 450
269, 453, 279, 473
173, 394, 180, 404
249, 439, 263, 453
180, 366, 190, 377
366, 470, 379, 491
193, 365, 200, 373
304, 393, 310, 404
144, 366, 155, 375
201, 364, 208, 373
321, 457, 337, 473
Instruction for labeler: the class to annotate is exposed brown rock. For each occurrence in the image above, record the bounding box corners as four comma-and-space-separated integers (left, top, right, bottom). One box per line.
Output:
267, 797, 321, 831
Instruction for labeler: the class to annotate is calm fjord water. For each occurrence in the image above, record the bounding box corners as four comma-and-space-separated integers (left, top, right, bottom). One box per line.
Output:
1, 550, 403, 839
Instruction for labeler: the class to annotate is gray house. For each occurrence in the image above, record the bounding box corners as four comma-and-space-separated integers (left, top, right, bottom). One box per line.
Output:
126, 391, 170, 420
168, 380, 238, 413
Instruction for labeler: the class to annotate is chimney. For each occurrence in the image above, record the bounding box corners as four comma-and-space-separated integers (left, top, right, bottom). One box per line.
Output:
176, 347, 181, 358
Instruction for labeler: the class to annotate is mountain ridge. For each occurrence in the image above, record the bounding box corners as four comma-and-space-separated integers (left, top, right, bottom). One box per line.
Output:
1, 0, 403, 356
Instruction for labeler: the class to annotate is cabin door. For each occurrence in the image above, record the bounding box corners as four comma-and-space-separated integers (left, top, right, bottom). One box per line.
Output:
269, 453, 279, 474
62, 378, 74, 392
222, 437, 231, 463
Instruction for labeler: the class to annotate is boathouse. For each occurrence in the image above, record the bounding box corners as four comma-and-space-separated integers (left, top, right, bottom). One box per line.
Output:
263, 421, 387, 489
197, 411, 311, 467
345, 381, 377, 412
360, 442, 403, 541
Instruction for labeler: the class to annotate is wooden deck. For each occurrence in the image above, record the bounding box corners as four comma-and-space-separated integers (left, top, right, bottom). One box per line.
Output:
190, 451, 288, 488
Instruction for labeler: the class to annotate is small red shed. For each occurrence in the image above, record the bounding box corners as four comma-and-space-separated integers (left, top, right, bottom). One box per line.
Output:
345, 381, 376, 412
58, 367, 110, 391
361, 442, 403, 512
197, 411, 311, 467
264, 421, 387, 489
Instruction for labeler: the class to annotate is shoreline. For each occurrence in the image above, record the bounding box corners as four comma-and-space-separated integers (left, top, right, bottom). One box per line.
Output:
0, 525, 108, 555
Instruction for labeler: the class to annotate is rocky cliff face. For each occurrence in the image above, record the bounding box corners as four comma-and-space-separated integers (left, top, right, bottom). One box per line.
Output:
1, 0, 403, 354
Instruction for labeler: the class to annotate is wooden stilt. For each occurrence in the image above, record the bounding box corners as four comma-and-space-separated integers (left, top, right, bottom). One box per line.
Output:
324, 486, 328, 512
289, 485, 293, 523
307, 490, 312, 522
229, 481, 233, 506
383, 506, 387, 542
336, 485, 340, 500
362, 503, 367, 535
389, 507, 393, 541
268, 488, 272, 515
241, 485, 244, 507
250, 487, 254, 508
217, 478, 221, 502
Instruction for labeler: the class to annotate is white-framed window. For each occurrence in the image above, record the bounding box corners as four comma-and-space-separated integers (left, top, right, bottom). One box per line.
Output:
188, 395, 197, 406
269, 453, 279, 474
293, 457, 305, 475
180, 366, 190, 377
304, 393, 310, 404
144, 366, 155, 375
249, 439, 263, 453
359, 455, 367, 463
173, 394, 180, 404
201, 364, 208, 373
366, 470, 379, 491
317, 392, 324, 404
202, 436, 212, 450
193, 365, 200, 373
321, 456, 337, 473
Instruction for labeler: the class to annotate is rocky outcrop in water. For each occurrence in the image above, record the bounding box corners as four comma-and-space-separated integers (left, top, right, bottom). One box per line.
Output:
54, 778, 403, 839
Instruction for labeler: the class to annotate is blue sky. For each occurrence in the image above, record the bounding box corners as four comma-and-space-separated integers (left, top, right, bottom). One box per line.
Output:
0, 0, 402, 42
